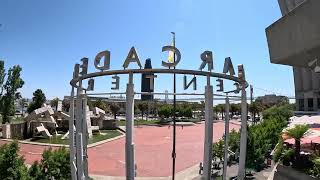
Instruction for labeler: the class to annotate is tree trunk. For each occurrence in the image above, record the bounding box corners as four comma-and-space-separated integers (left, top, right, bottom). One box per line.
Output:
114, 112, 117, 120
294, 139, 301, 168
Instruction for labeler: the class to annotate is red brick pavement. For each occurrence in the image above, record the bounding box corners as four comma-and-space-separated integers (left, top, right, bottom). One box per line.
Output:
0, 121, 240, 177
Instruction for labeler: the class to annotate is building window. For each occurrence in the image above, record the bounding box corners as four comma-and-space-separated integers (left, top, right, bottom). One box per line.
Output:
318, 98, 320, 109
308, 98, 314, 111
298, 99, 304, 111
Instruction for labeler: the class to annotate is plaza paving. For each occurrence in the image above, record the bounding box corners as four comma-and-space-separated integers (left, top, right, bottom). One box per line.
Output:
0, 120, 241, 178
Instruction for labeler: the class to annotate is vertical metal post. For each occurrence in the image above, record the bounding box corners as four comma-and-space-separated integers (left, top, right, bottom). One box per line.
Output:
202, 75, 213, 180
126, 73, 135, 180
223, 95, 230, 180
82, 95, 89, 179
171, 32, 177, 180
250, 85, 253, 120
75, 80, 85, 180
69, 87, 77, 180
238, 83, 248, 180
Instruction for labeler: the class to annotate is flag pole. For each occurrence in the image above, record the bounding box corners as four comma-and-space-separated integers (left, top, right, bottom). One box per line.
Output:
171, 31, 177, 180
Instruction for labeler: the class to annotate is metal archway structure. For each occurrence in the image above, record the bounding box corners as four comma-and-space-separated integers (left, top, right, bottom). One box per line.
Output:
69, 53, 249, 180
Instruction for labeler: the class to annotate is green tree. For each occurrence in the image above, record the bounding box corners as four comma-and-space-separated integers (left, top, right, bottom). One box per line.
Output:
212, 139, 224, 168
158, 104, 172, 118
28, 147, 71, 180
262, 104, 293, 121
92, 99, 108, 112
0, 61, 6, 96
213, 106, 220, 120
137, 102, 148, 120
230, 103, 241, 117
62, 98, 70, 112
109, 103, 120, 119
229, 129, 240, 153
28, 161, 44, 180
286, 124, 309, 168
244, 104, 292, 170
19, 98, 27, 116
0, 141, 29, 180
2, 65, 24, 123
249, 101, 263, 123
310, 158, 320, 179
27, 89, 46, 113
246, 124, 269, 170
39, 147, 71, 180
177, 103, 193, 118
273, 138, 284, 162
50, 98, 59, 110
215, 104, 225, 119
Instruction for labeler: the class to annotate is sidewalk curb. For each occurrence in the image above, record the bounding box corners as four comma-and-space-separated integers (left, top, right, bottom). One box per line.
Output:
0, 130, 125, 148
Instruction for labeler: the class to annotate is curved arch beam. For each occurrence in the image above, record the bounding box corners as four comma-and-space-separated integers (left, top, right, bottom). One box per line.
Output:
70, 68, 248, 88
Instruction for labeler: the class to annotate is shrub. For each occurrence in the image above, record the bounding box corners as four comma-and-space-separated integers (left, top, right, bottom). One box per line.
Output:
245, 104, 292, 170
38, 147, 71, 180
273, 138, 284, 162
28, 147, 71, 180
228, 129, 240, 154
158, 105, 172, 118
0, 141, 29, 180
310, 158, 320, 178
28, 161, 44, 180
282, 149, 294, 166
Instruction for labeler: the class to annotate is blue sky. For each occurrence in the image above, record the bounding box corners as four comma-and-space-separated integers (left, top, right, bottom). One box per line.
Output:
0, 0, 294, 100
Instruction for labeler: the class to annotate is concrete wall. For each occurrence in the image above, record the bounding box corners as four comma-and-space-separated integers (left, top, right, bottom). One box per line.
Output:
293, 66, 320, 111
2, 122, 27, 140
274, 164, 316, 180
266, 0, 320, 67
91, 117, 119, 130
278, 0, 306, 15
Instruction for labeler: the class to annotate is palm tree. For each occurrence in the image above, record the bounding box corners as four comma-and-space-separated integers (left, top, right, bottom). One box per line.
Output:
286, 124, 309, 168
216, 104, 225, 120
230, 103, 241, 117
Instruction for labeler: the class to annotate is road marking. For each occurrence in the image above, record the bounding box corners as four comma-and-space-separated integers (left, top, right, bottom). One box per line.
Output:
28, 152, 42, 155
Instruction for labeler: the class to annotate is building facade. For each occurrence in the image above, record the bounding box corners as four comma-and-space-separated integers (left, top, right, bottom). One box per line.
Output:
266, 0, 320, 111
256, 94, 289, 107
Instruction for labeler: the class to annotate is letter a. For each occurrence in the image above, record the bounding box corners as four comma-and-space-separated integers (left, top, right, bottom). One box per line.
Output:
223, 57, 235, 76
123, 47, 142, 69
